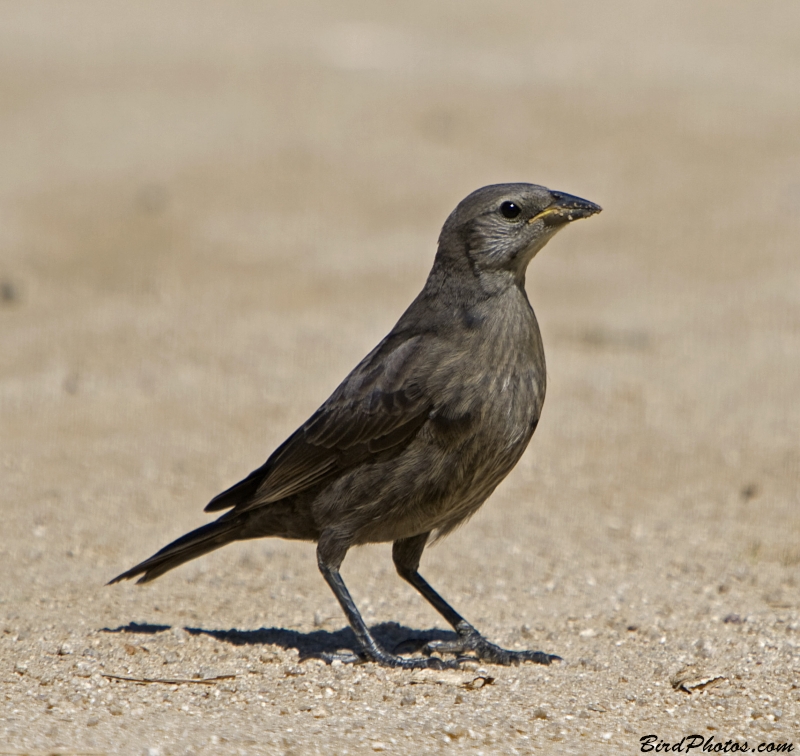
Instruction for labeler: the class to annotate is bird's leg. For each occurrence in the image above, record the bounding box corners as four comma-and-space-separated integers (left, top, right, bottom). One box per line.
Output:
316, 533, 458, 669
393, 534, 560, 666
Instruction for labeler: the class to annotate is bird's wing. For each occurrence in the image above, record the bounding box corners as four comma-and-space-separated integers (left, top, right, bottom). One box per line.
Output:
205, 332, 437, 513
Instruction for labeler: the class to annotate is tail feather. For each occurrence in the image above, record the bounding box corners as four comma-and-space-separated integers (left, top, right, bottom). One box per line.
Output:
204, 473, 261, 512
108, 518, 241, 585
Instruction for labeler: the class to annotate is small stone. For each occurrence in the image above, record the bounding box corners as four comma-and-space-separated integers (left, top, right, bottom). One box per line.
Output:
532, 708, 548, 719
0, 280, 18, 303
740, 483, 759, 501
444, 723, 468, 740
87, 717, 100, 727
400, 691, 416, 706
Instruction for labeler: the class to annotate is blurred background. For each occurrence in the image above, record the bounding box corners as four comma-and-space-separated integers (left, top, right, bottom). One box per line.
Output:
2, 1, 799, 750
1, 0, 799, 681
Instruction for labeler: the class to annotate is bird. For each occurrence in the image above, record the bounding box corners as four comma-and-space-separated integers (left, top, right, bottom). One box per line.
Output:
110, 183, 601, 669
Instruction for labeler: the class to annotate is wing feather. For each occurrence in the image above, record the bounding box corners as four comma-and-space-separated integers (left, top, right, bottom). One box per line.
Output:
205, 332, 436, 513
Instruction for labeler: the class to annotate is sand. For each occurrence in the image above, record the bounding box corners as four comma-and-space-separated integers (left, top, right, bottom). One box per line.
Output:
1, 1, 799, 753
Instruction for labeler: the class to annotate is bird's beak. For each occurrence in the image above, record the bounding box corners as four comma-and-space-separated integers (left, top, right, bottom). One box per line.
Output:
530, 191, 602, 226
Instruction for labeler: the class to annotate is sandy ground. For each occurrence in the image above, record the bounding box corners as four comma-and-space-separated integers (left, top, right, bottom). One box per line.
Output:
1, 1, 799, 754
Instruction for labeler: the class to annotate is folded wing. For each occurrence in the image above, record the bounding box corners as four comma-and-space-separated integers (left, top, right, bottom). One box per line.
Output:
205, 332, 437, 514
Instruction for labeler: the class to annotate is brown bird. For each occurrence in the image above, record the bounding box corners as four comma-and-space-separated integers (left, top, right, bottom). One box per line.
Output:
110, 183, 601, 669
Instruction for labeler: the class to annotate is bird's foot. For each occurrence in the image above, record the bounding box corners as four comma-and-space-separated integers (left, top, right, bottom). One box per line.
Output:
317, 648, 462, 669
423, 623, 560, 666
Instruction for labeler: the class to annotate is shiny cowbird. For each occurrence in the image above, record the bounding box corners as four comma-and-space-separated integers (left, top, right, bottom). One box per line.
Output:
110, 183, 601, 669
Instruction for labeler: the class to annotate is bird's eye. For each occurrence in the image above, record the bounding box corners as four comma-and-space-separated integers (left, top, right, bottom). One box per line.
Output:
499, 201, 521, 220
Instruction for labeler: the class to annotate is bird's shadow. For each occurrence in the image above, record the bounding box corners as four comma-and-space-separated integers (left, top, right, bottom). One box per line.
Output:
102, 621, 456, 660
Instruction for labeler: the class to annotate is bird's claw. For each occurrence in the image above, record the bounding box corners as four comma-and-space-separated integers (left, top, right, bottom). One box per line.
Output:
422, 627, 560, 666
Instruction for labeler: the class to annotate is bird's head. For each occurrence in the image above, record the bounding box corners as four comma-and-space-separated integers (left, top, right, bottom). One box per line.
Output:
436, 183, 601, 287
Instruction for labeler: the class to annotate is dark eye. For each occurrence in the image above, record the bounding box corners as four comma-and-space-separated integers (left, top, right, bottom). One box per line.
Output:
499, 201, 521, 219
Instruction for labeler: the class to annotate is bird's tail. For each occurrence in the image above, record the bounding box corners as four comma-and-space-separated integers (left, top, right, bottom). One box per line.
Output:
108, 516, 242, 585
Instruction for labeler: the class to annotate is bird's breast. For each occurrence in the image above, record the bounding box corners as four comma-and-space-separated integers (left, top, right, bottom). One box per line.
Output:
432, 295, 546, 456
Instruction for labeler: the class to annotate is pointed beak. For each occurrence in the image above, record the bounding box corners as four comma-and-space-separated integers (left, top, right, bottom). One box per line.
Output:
530, 191, 602, 226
